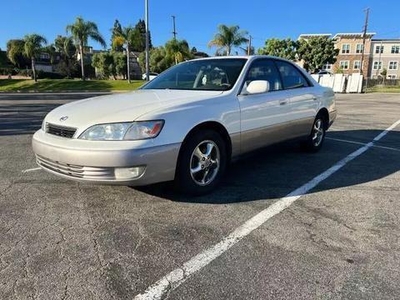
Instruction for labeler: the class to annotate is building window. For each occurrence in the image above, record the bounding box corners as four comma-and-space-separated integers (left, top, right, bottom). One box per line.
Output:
387, 74, 397, 79
339, 61, 349, 70
341, 44, 350, 54
373, 61, 382, 70
391, 46, 400, 54
353, 60, 361, 70
322, 64, 332, 70
39, 53, 50, 60
375, 45, 384, 54
356, 44, 363, 54
388, 61, 398, 70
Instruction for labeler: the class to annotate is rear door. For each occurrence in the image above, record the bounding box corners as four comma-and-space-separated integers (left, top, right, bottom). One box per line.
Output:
274, 60, 319, 139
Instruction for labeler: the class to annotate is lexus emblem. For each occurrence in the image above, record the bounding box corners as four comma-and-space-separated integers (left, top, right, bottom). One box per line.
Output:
60, 116, 69, 122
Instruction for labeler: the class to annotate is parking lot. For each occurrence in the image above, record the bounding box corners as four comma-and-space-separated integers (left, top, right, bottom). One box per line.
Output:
1, 93, 399, 300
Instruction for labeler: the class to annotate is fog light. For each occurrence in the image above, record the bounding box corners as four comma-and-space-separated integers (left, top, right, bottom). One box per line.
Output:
114, 166, 145, 179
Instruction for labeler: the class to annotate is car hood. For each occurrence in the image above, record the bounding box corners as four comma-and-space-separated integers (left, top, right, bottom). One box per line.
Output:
45, 89, 223, 129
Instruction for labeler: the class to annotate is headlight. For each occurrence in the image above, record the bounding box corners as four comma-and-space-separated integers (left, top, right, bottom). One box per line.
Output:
79, 120, 164, 141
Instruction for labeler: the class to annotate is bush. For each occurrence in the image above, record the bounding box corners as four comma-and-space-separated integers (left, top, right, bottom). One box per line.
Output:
17, 69, 32, 77
0, 68, 15, 75
37, 70, 65, 79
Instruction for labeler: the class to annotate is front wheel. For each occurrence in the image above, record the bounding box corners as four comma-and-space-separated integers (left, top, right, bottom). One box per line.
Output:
175, 130, 227, 195
304, 115, 326, 152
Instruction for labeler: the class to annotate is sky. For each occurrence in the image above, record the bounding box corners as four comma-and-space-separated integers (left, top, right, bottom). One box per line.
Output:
1, 0, 400, 55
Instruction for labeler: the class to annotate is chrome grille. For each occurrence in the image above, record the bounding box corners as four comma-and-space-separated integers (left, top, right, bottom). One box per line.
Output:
46, 123, 77, 138
36, 155, 115, 180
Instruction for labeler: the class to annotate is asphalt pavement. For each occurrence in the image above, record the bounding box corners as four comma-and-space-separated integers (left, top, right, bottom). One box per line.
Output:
0, 93, 399, 299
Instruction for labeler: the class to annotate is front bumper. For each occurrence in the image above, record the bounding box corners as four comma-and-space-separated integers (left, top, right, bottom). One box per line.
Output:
32, 130, 181, 186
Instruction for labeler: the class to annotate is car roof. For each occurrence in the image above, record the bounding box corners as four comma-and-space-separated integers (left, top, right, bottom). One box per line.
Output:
188, 55, 296, 64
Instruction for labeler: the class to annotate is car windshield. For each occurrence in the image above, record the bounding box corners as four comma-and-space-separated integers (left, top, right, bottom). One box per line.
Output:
141, 58, 247, 91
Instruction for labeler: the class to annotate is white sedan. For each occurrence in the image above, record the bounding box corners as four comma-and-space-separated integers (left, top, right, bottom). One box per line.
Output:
32, 56, 336, 195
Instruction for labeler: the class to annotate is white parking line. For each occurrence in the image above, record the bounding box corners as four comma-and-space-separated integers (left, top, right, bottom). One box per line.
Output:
21, 167, 41, 173
327, 137, 400, 152
134, 118, 400, 300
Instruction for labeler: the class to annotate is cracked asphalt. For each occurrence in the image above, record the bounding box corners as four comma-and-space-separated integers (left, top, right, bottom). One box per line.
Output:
0, 93, 399, 299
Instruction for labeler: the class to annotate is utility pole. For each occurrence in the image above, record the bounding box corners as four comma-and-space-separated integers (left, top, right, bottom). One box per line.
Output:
360, 7, 370, 75
145, 0, 149, 81
247, 35, 252, 55
172, 15, 177, 40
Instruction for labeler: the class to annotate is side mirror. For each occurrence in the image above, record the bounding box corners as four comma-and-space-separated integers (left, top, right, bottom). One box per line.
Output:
244, 80, 270, 94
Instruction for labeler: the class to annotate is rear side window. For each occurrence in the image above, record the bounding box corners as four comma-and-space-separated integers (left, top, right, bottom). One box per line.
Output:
275, 60, 310, 89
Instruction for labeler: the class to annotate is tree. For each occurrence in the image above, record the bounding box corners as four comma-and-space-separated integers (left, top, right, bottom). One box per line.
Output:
66, 16, 106, 80
92, 52, 114, 79
208, 24, 248, 55
54, 35, 78, 78
138, 47, 169, 74
111, 20, 124, 52
130, 19, 152, 52
258, 38, 298, 60
190, 46, 209, 58
165, 39, 192, 65
92, 51, 126, 79
138, 39, 193, 74
6, 39, 28, 69
0, 48, 8, 67
23, 34, 47, 82
112, 25, 135, 82
42, 45, 57, 64
297, 36, 339, 73
113, 52, 127, 78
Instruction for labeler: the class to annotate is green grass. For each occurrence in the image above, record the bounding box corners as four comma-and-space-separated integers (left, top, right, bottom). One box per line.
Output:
0, 79, 144, 92
365, 85, 400, 93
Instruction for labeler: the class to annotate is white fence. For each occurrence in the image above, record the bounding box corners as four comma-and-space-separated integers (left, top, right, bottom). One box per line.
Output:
311, 73, 363, 93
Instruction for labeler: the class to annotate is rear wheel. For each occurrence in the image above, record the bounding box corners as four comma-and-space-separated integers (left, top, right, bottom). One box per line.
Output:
304, 114, 326, 152
175, 130, 226, 195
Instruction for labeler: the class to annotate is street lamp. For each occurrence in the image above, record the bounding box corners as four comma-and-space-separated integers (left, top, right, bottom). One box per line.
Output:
145, 0, 150, 81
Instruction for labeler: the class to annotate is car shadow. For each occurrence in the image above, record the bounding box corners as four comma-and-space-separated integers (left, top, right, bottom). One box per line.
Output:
135, 129, 400, 204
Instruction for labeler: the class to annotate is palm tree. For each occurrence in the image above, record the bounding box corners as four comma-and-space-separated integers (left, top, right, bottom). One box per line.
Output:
23, 34, 47, 82
66, 17, 106, 80
208, 25, 248, 56
55, 35, 76, 59
165, 39, 192, 65
113, 26, 135, 82
6, 39, 26, 68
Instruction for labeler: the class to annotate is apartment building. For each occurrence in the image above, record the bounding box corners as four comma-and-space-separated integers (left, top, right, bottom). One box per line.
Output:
331, 33, 375, 76
370, 39, 400, 79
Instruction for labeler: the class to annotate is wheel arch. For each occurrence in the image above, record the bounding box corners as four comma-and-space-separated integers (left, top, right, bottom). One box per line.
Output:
178, 121, 232, 164
317, 107, 329, 129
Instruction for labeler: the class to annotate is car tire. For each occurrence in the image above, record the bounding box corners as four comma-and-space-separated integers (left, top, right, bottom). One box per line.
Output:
175, 130, 227, 195
304, 114, 327, 152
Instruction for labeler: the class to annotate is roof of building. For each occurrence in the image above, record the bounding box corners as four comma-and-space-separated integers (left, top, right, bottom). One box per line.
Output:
298, 33, 332, 38
333, 32, 376, 39
371, 38, 400, 42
